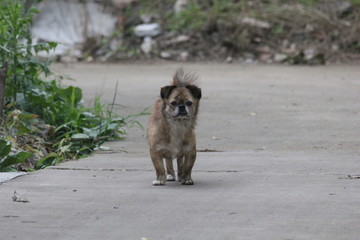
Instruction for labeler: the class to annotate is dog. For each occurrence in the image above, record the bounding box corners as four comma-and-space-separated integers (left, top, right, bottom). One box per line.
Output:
147, 68, 201, 186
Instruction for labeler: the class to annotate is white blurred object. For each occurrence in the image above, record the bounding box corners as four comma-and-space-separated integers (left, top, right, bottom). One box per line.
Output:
174, 0, 189, 14
31, 0, 117, 57
141, 37, 154, 54
134, 23, 161, 37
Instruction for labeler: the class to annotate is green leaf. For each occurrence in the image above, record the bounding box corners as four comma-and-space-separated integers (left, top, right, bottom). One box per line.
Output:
81, 112, 95, 118
0, 44, 11, 53
35, 154, 59, 170
47, 41, 57, 49
30, 8, 40, 14
0, 152, 31, 171
0, 140, 11, 159
82, 127, 100, 139
61, 86, 82, 105
15, 122, 32, 135
71, 133, 90, 140
1, 166, 17, 172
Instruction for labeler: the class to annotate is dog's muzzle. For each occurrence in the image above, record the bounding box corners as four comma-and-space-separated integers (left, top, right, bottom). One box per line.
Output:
178, 105, 187, 116
173, 105, 189, 118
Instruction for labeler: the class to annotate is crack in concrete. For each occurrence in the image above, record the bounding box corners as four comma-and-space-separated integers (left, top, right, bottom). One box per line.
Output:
47, 167, 345, 176
48, 167, 239, 173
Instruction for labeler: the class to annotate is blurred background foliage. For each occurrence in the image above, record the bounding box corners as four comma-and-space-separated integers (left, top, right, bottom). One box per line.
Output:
91, 0, 360, 64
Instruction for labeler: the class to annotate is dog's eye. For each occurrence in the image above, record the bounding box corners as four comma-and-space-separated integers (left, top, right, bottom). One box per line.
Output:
170, 101, 177, 106
186, 101, 193, 106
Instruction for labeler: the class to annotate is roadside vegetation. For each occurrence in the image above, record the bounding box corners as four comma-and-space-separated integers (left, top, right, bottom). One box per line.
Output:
91, 0, 360, 64
0, 0, 143, 172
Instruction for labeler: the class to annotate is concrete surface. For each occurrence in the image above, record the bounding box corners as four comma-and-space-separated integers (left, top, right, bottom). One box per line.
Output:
1, 63, 360, 240
0, 172, 27, 183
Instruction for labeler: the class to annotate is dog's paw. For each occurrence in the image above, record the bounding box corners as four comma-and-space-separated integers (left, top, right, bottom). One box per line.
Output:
166, 174, 176, 181
152, 180, 166, 186
181, 179, 194, 185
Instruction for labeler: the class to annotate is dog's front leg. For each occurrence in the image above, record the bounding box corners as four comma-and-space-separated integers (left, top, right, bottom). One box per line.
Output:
181, 150, 196, 185
177, 155, 184, 182
165, 158, 176, 181
150, 151, 166, 186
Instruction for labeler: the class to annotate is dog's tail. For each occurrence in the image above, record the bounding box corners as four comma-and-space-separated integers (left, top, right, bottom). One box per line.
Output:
173, 68, 198, 87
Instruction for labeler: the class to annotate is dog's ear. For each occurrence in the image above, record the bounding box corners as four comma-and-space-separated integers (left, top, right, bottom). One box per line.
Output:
186, 85, 202, 99
161, 86, 176, 99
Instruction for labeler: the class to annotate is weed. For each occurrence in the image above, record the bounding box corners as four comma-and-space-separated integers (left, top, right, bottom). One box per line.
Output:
0, 139, 31, 172
166, 3, 206, 32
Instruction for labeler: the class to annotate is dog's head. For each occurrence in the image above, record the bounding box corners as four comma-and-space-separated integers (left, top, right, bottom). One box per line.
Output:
160, 85, 201, 120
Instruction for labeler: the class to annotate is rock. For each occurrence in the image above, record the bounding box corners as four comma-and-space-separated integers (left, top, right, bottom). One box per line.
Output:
31, 1, 117, 58
99, 52, 113, 62
238, 17, 271, 29
86, 56, 94, 62
243, 53, 255, 64
140, 37, 154, 54
174, 0, 189, 14
314, 1, 352, 16
60, 55, 79, 63
245, 58, 254, 64
160, 51, 172, 59
174, 35, 190, 43
226, 56, 233, 63
307, 52, 326, 65
179, 51, 189, 61
305, 23, 315, 33
111, 0, 136, 8
134, 23, 161, 37
259, 54, 272, 63
109, 38, 123, 51
331, 44, 339, 52
140, 14, 160, 24
256, 46, 271, 53
282, 43, 297, 55
274, 53, 288, 62
304, 48, 316, 60
164, 35, 190, 46
140, 14, 152, 24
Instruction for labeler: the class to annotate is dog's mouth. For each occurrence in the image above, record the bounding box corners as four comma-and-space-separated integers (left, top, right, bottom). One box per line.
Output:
172, 105, 190, 119
173, 112, 190, 119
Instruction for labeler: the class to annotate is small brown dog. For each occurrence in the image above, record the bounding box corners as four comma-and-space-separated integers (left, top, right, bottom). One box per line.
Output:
147, 68, 201, 186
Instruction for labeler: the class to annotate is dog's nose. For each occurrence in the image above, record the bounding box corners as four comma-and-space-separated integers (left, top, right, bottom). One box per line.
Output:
178, 105, 186, 112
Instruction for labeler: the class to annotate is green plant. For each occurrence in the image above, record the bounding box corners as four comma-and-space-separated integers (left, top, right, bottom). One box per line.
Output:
15, 79, 144, 160
0, 1, 146, 171
0, 0, 56, 118
0, 139, 31, 172
166, 2, 206, 32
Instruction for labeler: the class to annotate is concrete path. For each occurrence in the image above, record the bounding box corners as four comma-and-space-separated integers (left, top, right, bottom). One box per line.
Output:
1, 63, 359, 240
0, 172, 26, 183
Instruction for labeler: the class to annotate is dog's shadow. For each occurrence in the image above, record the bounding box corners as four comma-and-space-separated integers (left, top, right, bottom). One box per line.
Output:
161, 178, 225, 189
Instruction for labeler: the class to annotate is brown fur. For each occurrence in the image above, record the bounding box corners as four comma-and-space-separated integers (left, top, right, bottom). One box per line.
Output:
147, 68, 201, 186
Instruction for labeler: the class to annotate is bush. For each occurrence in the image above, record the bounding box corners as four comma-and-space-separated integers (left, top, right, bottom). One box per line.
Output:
0, 1, 144, 171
